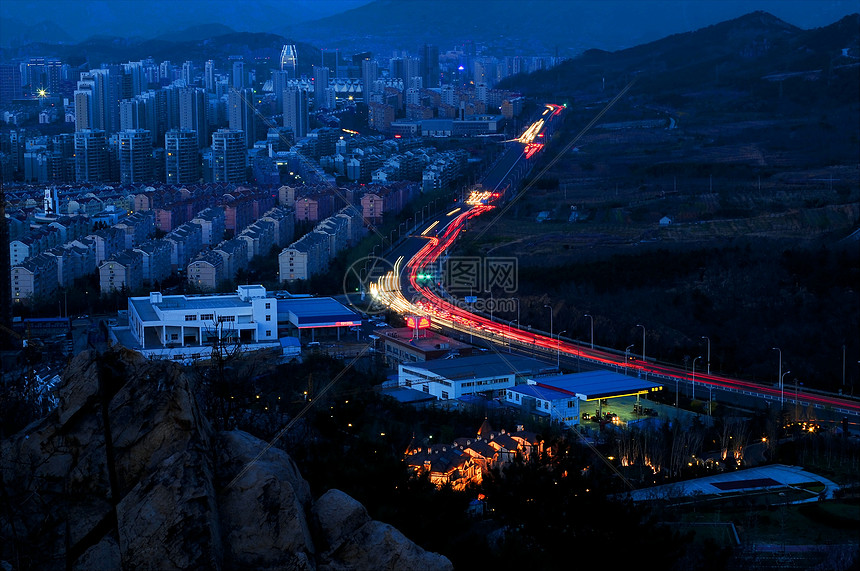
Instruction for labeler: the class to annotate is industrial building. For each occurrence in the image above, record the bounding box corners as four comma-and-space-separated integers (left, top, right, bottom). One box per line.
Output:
397, 353, 557, 401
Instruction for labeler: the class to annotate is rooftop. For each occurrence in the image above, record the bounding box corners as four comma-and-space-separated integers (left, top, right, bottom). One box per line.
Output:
376, 327, 471, 352
534, 370, 663, 401
400, 353, 556, 381
277, 296, 359, 327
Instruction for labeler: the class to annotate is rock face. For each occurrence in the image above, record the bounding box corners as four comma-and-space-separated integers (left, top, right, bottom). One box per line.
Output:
0, 348, 452, 571
312, 489, 453, 571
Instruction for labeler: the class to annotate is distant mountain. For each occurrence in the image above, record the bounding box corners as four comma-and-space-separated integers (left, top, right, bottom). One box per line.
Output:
285, 0, 858, 55
0, 0, 372, 47
500, 11, 860, 112
0, 17, 74, 48
153, 24, 238, 43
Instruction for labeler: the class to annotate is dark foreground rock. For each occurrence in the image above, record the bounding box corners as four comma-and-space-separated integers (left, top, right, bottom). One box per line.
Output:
0, 348, 452, 571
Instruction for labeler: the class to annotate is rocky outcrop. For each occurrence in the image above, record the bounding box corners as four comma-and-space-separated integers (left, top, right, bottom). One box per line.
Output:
312, 489, 453, 571
0, 348, 452, 571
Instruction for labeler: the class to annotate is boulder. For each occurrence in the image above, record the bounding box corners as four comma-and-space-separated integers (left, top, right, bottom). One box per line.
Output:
318, 520, 453, 571
116, 448, 222, 571
217, 430, 316, 570
311, 489, 371, 551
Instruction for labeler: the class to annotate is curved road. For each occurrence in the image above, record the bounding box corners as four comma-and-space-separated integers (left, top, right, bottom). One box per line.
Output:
369, 104, 860, 422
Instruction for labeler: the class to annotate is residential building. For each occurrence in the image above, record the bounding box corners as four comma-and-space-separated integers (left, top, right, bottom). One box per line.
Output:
118, 129, 153, 183
99, 250, 143, 293
74, 129, 109, 182
11, 253, 58, 304
283, 86, 307, 138
133, 239, 172, 285
228, 87, 256, 149
211, 129, 246, 183
114, 211, 155, 249
187, 250, 226, 291
165, 129, 200, 184
190, 206, 226, 246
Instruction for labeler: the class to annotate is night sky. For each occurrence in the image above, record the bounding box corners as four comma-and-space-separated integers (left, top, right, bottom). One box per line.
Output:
1, 0, 856, 47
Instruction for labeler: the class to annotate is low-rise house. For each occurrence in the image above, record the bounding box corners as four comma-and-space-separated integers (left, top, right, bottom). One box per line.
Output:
99, 250, 143, 293
133, 239, 172, 285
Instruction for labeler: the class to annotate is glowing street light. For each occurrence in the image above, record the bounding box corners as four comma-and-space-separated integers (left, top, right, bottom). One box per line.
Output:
636, 324, 645, 363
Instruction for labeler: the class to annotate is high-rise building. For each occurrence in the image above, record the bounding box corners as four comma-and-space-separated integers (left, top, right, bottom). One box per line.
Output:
123, 61, 145, 96
159, 60, 172, 81
179, 87, 208, 150
182, 61, 194, 86
280, 45, 297, 77
165, 129, 199, 184
204, 60, 216, 92
390, 56, 418, 85
283, 86, 307, 139
74, 68, 120, 134
361, 58, 378, 102
313, 65, 330, 109
232, 61, 244, 89
0, 64, 23, 103
74, 72, 97, 131
211, 129, 246, 183
271, 70, 290, 109
163, 84, 182, 131
421, 44, 440, 88
50, 133, 76, 183
74, 129, 109, 182
25, 57, 62, 94
120, 98, 146, 131
229, 88, 256, 149
119, 129, 153, 183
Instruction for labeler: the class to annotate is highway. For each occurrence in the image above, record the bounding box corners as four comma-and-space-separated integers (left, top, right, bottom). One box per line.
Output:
367, 104, 860, 422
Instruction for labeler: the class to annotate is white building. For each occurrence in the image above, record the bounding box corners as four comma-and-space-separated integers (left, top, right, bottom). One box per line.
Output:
121, 285, 280, 362
397, 354, 557, 401
505, 384, 580, 427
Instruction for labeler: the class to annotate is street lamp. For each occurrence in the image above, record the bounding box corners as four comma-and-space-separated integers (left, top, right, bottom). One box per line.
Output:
675, 374, 680, 408
708, 385, 714, 416
773, 347, 782, 406
508, 319, 517, 353
544, 304, 553, 341
625, 344, 635, 375
584, 313, 594, 349
636, 324, 645, 362
557, 330, 567, 368
692, 355, 702, 400
781, 370, 791, 411
701, 336, 711, 375
795, 378, 802, 421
